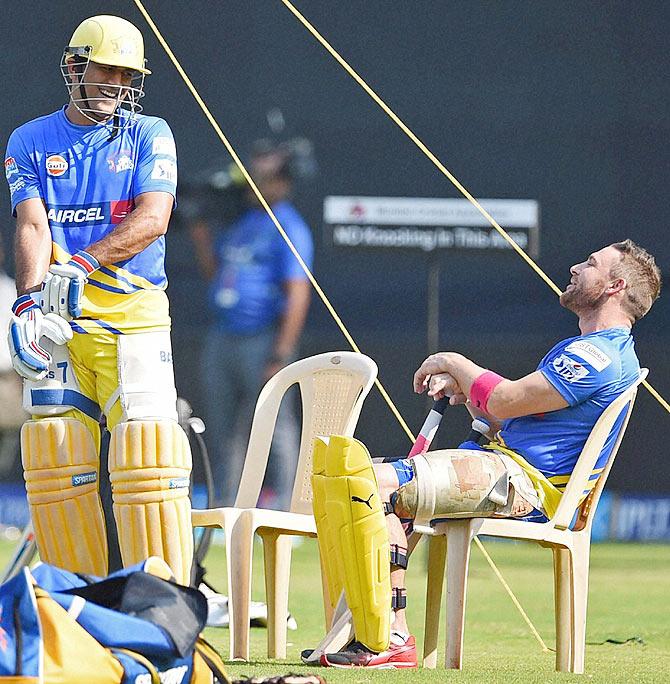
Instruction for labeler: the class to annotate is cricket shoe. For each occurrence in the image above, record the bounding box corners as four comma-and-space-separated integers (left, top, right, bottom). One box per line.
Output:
319, 632, 417, 669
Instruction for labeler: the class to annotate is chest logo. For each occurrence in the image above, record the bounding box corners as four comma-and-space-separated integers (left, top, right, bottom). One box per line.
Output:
107, 154, 134, 173
46, 154, 68, 177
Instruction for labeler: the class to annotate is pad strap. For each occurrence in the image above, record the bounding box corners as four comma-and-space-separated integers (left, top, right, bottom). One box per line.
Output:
391, 588, 407, 610
390, 544, 408, 569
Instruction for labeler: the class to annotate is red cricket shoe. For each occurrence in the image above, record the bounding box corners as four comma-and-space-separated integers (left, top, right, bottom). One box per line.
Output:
320, 634, 417, 669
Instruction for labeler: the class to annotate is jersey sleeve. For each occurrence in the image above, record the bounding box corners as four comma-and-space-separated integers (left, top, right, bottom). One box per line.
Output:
539, 338, 620, 406
278, 212, 314, 280
5, 128, 43, 215
132, 118, 178, 200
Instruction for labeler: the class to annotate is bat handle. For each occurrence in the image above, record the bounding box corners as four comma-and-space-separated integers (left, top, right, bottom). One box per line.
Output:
466, 417, 491, 444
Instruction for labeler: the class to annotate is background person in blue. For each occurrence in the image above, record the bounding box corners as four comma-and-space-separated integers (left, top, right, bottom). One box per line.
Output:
190, 143, 313, 507
318, 240, 661, 668
4, 15, 194, 584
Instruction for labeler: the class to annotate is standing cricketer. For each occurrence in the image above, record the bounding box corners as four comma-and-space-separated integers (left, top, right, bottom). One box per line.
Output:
4, 15, 193, 583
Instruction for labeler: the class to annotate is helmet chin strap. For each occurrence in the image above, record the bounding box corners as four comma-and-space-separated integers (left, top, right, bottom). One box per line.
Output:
108, 114, 121, 142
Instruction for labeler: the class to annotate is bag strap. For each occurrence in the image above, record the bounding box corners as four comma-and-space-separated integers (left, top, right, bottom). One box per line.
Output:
194, 636, 231, 684
111, 648, 160, 684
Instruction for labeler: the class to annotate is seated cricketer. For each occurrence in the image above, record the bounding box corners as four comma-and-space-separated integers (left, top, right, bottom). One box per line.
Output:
314, 239, 661, 668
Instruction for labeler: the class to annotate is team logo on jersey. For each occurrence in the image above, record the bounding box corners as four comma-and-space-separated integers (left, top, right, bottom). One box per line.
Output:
107, 154, 134, 173
4, 156, 18, 179
552, 354, 589, 383
46, 154, 69, 177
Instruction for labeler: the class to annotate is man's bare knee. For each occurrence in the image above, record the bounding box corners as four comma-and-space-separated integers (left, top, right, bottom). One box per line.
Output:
373, 462, 400, 501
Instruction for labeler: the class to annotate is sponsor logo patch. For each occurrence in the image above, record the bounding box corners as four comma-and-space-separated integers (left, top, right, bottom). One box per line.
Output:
168, 477, 190, 490
4, 156, 18, 179
46, 154, 68, 177
564, 340, 612, 372
47, 204, 106, 224
8, 178, 25, 195
552, 354, 590, 383
152, 136, 176, 158
151, 159, 177, 183
72, 471, 97, 487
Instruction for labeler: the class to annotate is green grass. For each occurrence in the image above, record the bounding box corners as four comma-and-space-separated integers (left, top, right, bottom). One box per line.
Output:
3, 538, 669, 683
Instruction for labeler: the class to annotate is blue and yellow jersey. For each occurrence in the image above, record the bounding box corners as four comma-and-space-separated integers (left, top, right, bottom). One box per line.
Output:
4, 106, 177, 334
473, 328, 639, 517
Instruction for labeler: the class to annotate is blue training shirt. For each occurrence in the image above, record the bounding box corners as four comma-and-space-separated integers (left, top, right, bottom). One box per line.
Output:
209, 200, 314, 334
5, 106, 177, 333
496, 327, 640, 488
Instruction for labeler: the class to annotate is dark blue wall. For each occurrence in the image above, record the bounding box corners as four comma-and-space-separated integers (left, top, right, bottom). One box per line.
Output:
2, 1, 668, 491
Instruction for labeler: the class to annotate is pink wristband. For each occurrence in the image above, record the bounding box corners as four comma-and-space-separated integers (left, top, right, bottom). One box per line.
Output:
469, 371, 504, 413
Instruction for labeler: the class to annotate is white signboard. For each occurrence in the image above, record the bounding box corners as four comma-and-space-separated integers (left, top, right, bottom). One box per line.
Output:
323, 196, 540, 257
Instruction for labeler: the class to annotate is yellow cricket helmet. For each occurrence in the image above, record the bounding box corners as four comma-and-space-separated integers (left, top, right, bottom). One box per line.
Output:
66, 15, 151, 75
61, 15, 149, 128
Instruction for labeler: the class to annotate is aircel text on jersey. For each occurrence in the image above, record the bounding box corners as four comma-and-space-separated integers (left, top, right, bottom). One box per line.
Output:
47, 206, 105, 223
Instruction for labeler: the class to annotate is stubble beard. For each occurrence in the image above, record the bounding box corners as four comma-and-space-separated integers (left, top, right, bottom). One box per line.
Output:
560, 281, 608, 316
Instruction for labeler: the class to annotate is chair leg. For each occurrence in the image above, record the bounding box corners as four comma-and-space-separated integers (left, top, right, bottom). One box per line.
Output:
570, 538, 591, 674
552, 546, 573, 672
221, 509, 243, 660
262, 531, 293, 659
445, 520, 473, 669
230, 511, 255, 661
224, 522, 236, 660
423, 533, 447, 668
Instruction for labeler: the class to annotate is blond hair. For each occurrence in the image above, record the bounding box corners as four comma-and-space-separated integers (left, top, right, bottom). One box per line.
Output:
611, 240, 661, 321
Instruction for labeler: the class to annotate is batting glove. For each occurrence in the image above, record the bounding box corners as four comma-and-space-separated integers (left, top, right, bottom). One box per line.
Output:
7, 294, 73, 381
41, 250, 100, 320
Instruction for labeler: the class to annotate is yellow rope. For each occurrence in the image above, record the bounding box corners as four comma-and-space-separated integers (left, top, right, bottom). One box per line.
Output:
279, 0, 669, 415
473, 537, 551, 652
643, 378, 670, 412
131, 0, 414, 443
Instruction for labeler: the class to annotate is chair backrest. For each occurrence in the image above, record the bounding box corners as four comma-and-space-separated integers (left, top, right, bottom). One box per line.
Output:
551, 368, 647, 531
233, 351, 378, 513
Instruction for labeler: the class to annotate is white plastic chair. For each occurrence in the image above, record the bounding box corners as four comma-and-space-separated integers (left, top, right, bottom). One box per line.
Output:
191, 351, 377, 660
422, 369, 647, 674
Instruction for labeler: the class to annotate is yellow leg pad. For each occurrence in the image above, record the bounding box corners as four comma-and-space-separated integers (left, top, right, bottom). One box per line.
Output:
21, 419, 108, 576
318, 435, 391, 653
311, 437, 344, 612
109, 420, 193, 585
